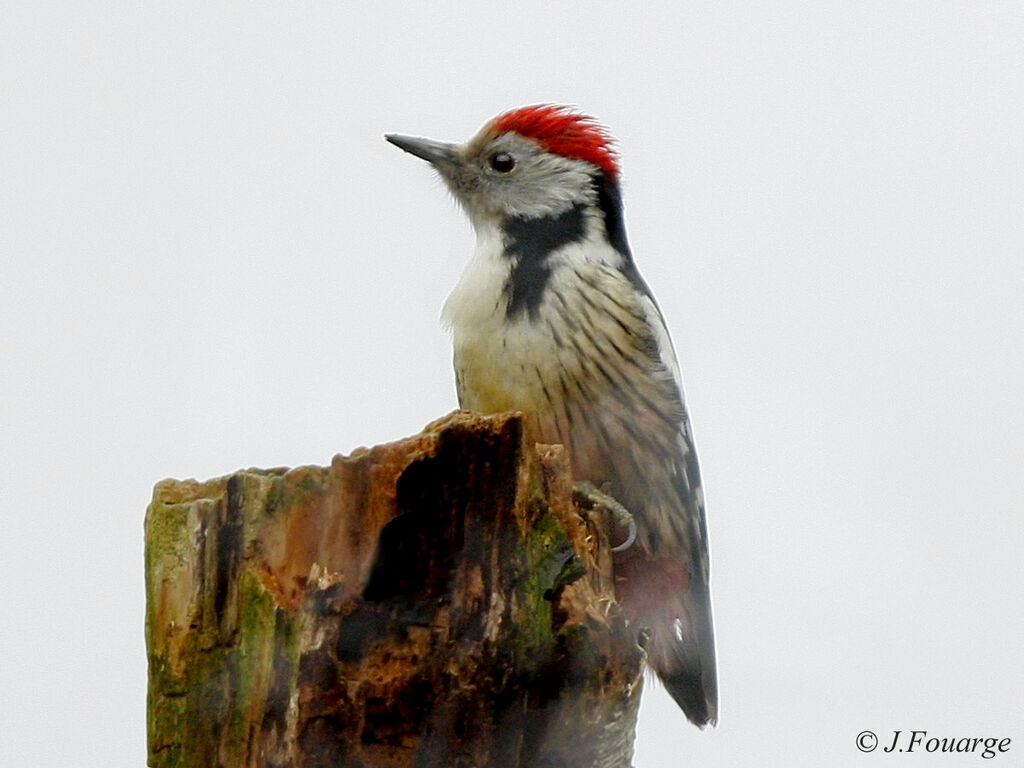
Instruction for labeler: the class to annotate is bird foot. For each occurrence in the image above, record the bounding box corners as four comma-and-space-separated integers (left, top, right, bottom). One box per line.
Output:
572, 481, 637, 553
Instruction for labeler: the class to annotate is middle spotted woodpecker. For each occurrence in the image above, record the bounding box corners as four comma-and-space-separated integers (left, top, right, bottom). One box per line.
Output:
386, 104, 718, 727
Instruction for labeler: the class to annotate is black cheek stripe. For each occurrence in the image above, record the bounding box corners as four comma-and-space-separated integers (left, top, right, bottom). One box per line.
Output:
502, 173, 652, 321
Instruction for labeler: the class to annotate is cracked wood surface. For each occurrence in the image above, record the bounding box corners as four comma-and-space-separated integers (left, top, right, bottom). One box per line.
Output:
145, 410, 644, 768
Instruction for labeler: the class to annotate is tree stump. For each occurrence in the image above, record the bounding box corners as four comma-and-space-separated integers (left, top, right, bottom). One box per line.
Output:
145, 411, 645, 768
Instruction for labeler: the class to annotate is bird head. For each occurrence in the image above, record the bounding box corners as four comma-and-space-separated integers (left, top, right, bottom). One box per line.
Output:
386, 105, 620, 230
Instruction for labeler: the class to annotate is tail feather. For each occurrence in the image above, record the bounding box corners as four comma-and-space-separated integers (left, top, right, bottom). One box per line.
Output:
615, 554, 718, 727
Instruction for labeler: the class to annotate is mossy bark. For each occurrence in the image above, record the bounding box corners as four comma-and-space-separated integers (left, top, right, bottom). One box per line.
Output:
145, 411, 644, 768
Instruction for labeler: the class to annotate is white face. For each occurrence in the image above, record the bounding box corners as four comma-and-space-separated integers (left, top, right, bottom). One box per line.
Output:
442, 131, 599, 227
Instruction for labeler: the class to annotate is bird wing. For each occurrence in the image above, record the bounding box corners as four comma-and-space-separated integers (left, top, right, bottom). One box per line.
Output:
632, 289, 718, 726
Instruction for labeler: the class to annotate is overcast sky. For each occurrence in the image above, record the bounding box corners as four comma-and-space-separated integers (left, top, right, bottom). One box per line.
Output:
2, 3, 1022, 766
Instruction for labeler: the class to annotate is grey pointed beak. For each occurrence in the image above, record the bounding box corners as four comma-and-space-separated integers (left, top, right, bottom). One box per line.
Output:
385, 134, 459, 167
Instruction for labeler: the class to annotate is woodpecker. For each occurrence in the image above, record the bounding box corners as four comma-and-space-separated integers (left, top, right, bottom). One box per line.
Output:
386, 105, 718, 727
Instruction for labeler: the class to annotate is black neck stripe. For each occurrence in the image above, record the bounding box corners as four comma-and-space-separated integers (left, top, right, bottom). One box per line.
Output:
503, 203, 586, 321
501, 173, 653, 321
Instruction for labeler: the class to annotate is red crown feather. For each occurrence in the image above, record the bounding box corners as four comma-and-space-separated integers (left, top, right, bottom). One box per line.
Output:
491, 105, 620, 180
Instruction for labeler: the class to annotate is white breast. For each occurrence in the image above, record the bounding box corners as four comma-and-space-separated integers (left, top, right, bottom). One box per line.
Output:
442, 226, 643, 422
442, 226, 557, 413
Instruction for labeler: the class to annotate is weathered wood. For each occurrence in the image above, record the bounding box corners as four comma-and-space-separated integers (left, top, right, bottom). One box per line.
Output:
146, 411, 644, 768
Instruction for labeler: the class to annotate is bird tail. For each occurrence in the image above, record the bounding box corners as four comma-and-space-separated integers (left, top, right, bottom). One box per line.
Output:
615, 554, 718, 727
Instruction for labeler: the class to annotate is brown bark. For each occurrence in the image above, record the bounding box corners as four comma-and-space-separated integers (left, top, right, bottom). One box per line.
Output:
145, 411, 644, 768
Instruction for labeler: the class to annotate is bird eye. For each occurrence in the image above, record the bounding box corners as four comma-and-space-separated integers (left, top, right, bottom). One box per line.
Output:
489, 152, 516, 173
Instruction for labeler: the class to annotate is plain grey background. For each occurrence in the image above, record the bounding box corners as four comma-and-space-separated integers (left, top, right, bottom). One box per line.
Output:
2, 2, 1022, 766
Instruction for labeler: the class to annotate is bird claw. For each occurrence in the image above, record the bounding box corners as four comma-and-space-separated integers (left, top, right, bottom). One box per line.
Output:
572, 481, 637, 554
